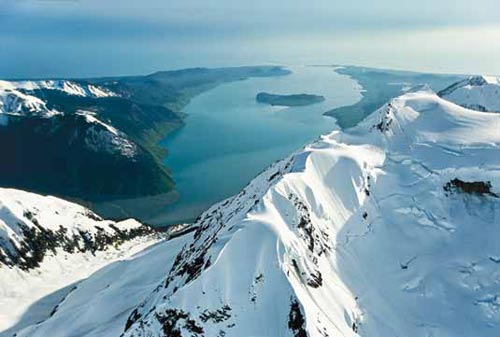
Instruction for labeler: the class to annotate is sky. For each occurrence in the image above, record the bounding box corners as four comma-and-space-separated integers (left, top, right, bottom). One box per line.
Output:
1, 0, 500, 78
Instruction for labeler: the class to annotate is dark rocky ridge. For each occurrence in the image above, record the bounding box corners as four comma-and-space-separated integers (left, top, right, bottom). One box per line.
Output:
0, 209, 155, 271
443, 178, 498, 198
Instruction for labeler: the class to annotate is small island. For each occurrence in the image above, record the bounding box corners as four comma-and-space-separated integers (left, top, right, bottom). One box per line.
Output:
256, 92, 325, 107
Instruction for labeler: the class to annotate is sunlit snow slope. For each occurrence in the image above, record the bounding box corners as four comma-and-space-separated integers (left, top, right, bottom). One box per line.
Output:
439, 75, 500, 112
120, 84, 500, 337
0, 188, 158, 334
7, 233, 192, 337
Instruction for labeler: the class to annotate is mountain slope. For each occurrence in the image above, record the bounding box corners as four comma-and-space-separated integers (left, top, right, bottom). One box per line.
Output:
0, 188, 154, 270
1, 231, 192, 337
0, 188, 163, 334
0, 80, 179, 202
438, 75, 500, 112
118, 86, 500, 337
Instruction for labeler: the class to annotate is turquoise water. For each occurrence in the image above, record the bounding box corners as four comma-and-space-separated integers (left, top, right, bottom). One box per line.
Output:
155, 66, 362, 224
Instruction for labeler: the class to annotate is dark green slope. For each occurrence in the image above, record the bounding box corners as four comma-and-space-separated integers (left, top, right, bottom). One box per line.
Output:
36, 89, 183, 159
0, 114, 174, 200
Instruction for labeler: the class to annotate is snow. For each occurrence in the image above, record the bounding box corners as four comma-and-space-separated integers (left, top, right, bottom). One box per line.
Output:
2, 79, 500, 337
121, 86, 500, 337
481, 76, 500, 85
439, 75, 500, 112
0, 80, 118, 98
0, 235, 161, 336
0, 86, 61, 119
77, 111, 138, 157
3, 234, 191, 337
0, 79, 117, 121
0, 188, 164, 335
34, 80, 118, 98
0, 188, 142, 261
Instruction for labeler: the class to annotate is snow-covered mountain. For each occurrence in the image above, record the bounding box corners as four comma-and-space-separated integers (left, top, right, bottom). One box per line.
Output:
0, 78, 178, 203
0, 80, 116, 119
0, 80, 133, 156
119, 84, 499, 337
438, 75, 500, 112
0, 80, 117, 100
0, 188, 156, 270
0, 85, 60, 120
0, 188, 163, 335
2, 78, 500, 337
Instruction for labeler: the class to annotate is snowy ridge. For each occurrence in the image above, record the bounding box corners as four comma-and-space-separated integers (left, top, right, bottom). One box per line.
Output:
33, 80, 118, 98
0, 87, 61, 120
120, 88, 500, 337
6, 233, 192, 337
0, 188, 161, 335
0, 79, 117, 123
0, 80, 118, 99
0, 188, 151, 270
439, 75, 500, 112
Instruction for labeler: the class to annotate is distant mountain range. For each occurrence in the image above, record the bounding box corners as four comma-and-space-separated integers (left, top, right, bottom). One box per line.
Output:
438, 75, 500, 112
0, 66, 290, 219
2, 74, 499, 337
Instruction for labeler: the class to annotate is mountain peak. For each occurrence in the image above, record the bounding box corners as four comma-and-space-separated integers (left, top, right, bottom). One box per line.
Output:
438, 75, 500, 112
468, 75, 500, 86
